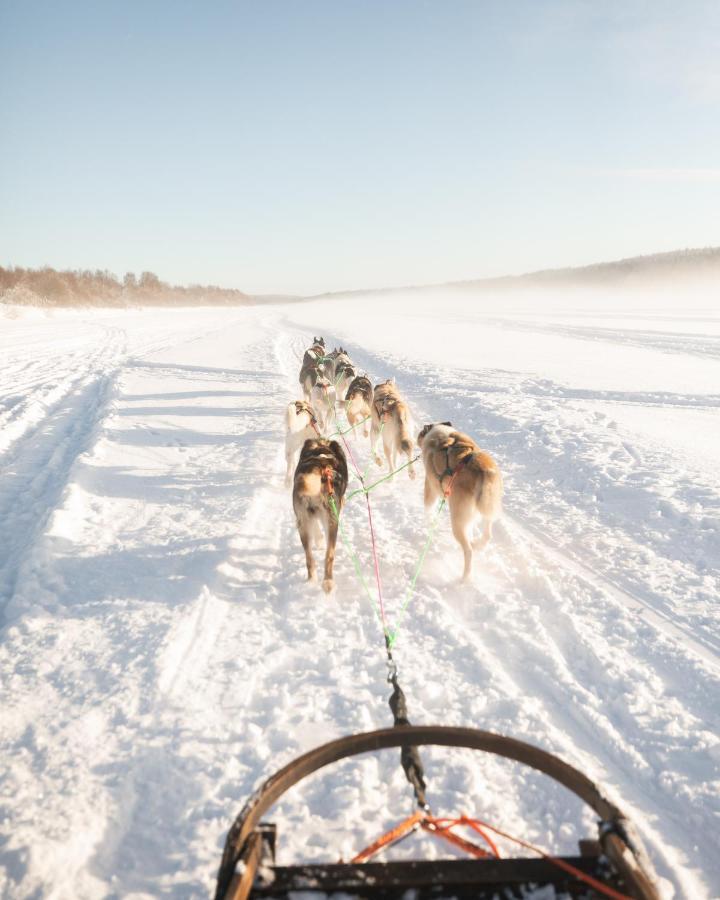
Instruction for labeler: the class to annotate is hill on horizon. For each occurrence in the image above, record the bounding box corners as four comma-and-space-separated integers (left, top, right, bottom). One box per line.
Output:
3, 247, 719, 308
307, 246, 720, 300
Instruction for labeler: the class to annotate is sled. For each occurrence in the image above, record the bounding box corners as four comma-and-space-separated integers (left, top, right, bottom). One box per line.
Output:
215, 726, 660, 900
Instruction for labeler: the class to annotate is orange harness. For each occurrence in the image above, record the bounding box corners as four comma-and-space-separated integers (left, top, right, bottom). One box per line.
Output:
321, 465, 335, 495
435, 452, 469, 497
350, 810, 632, 900
350, 810, 499, 864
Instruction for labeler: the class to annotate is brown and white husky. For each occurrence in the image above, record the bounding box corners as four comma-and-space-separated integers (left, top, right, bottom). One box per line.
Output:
292, 438, 348, 593
331, 349, 355, 401
417, 422, 503, 581
310, 375, 336, 434
344, 375, 372, 439
371, 379, 416, 479
284, 400, 319, 486
299, 337, 328, 401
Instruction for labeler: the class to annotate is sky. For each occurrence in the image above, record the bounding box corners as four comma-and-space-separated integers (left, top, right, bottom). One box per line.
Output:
1, 0, 719, 295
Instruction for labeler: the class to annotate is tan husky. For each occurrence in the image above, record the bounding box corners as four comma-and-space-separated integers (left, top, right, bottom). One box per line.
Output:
292, 438, 348, 593
370, 379, 416, 479
417, 422, 503, 581
284, 401, 319, 486
344, 375, 372, 439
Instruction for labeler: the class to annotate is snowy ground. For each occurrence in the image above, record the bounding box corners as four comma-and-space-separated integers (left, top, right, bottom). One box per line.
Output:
0, 292, 718, 899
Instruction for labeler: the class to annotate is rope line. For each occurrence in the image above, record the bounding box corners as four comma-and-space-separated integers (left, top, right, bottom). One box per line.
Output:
346, 454, 420, 501
328, 494, 385, 631
386, 497, 446, 649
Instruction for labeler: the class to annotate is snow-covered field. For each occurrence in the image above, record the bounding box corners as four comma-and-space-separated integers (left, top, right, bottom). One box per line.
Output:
0, 291, 718, 899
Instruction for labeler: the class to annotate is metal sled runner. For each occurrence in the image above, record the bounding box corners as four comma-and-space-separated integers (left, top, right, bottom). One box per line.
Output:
215, 726, 660, 900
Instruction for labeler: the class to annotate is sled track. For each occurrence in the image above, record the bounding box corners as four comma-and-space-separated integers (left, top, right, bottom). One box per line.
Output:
0, 311, 717, 899
507, 515, 720, 673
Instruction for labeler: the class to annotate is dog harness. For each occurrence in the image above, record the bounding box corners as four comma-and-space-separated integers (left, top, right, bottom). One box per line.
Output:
375, 396, 397, 420
294, 401, 320, 434
434, 449, 470, 496
321, 465, 335, 495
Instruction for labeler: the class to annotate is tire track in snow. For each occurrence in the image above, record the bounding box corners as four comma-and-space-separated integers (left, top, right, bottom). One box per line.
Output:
507, 514, 720, 674
0, 328, 125, 622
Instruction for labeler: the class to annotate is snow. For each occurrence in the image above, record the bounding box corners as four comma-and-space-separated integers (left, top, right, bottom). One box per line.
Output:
0, 292, 718, 899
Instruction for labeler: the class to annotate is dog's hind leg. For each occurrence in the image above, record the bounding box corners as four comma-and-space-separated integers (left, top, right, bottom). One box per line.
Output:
450, 504, 475, 582
477, 518, 493, 550
297, 516, 317, 582
322, 515, 339, 593
312, 515, 324, 549
371, 419, 383, 467
384, 441, 394, 476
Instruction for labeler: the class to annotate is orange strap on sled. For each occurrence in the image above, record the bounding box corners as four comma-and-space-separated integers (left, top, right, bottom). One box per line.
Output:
350, 810, 499, 865
350, 811, 425, 863
350, 810, 632, 900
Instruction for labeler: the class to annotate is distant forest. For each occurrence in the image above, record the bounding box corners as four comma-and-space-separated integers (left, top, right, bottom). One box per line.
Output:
0, 265, 252, 307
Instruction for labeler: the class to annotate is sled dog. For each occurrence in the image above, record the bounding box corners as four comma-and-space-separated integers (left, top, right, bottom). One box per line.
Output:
417, 422, 503, 581
292, 438, 348, 593
344, 375, 372, 438
310, 374, 336, 434
284, 400, 319, 486
333, 351, 356, 402
371, 379, 416, 479
299, 337, 328, 400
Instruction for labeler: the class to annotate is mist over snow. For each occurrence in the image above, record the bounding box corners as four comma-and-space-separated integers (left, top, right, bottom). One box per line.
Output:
0, 286, 718, 899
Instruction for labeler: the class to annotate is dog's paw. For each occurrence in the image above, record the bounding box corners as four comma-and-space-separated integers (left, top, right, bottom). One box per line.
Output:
374, 456, 383, 467
321, 578, 334, 594
408, 468, 416, 480
306, 570, 317, 582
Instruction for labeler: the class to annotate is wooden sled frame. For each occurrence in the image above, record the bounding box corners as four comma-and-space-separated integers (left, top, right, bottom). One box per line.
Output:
215, 726, 660, 900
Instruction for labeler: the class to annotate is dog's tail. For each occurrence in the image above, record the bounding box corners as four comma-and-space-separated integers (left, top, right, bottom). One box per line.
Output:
474, 454, 503, 520
397, 403, 414, 456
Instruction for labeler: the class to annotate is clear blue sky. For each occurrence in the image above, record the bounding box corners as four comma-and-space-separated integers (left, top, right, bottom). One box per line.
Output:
1, 1, 719, 295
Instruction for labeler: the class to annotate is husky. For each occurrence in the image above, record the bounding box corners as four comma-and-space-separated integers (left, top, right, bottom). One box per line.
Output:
417, 422, 503, 582
284, 400, 319, 486
292, 438, 348, 593
344, 375, 372, 439
371, 379, 416, 480
300, 363, 323, 404
326, 346, 342, 373
333, 351, 356, 401
299, 337, 328, 400
310, 374, 336, 434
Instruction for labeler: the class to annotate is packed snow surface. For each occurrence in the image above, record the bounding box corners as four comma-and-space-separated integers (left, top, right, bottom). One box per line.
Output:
0, 290, 718, 899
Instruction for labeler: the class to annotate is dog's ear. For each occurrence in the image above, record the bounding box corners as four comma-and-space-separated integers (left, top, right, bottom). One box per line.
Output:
418, 423, 433, 441
441, 421, 452, 427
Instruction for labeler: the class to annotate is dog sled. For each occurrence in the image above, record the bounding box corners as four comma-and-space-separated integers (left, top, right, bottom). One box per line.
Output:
215, 725, 660, 900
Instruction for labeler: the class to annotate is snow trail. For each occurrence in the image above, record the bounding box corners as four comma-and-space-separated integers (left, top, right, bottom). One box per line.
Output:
0, 300, 718, 898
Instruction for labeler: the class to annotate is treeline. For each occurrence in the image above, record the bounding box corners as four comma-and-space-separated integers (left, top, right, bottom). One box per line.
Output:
0, 265, 252, 307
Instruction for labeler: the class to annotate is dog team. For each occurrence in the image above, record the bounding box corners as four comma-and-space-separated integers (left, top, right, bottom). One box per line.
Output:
288, 336, 503, 593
